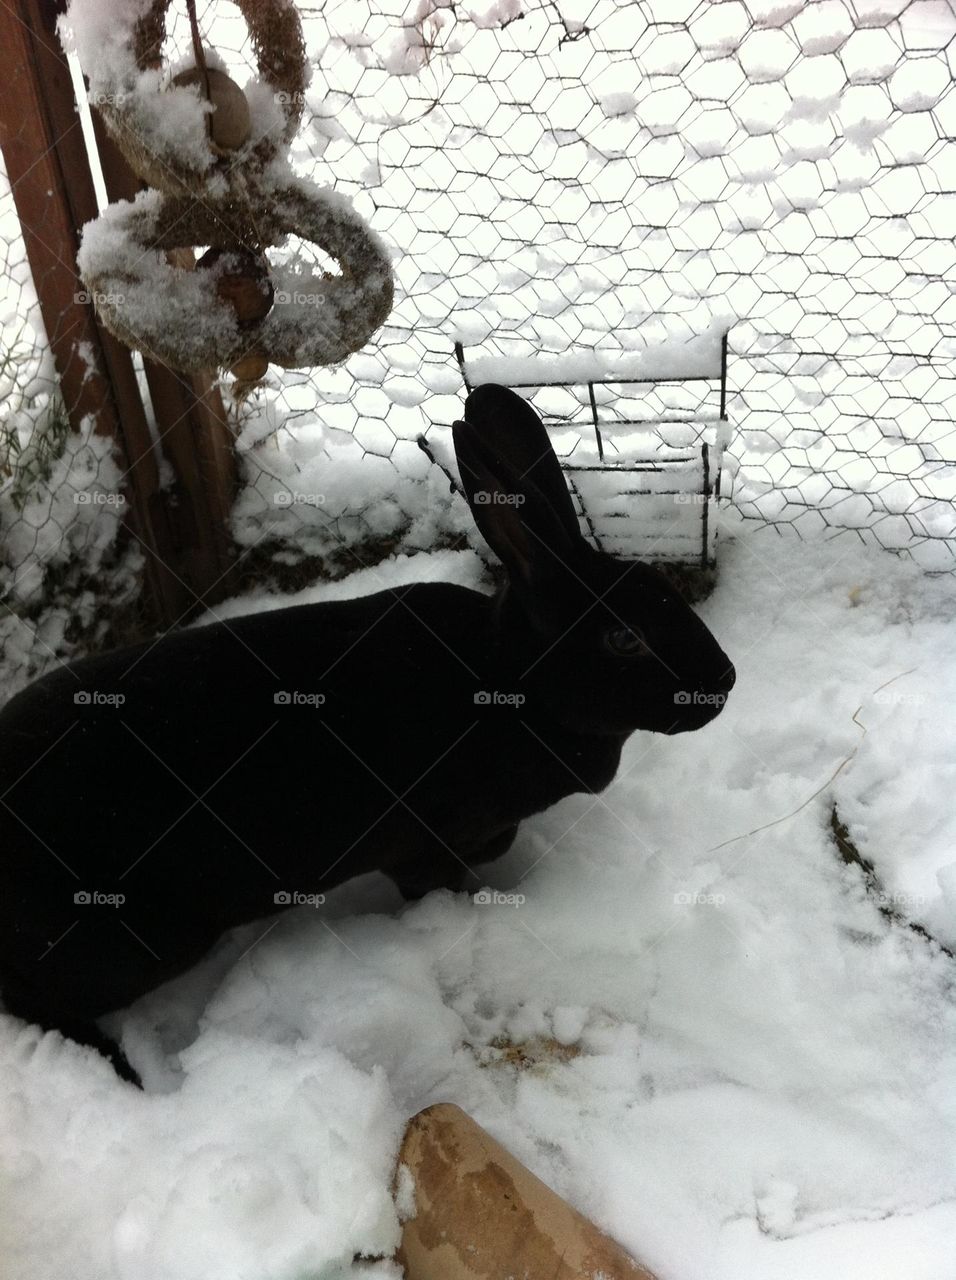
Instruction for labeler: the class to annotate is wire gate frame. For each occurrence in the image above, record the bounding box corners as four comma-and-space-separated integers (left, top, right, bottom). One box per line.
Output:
451, 335, 731, 571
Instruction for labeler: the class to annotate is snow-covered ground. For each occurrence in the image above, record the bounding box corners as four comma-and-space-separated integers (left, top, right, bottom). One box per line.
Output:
1, 9, 953, 1270
1, 517, 954, 1280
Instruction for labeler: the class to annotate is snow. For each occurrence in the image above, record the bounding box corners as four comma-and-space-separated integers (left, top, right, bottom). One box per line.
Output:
463, 322, 728, 386
51, 0, 956, 567
599, 92, 638, 119
59, 0, 306, 181
3, 0, 956, 1272
60, 0, 217, 177
75, 173, 394, 373
2, 1032, 403, 1280
0, 414, 129, 604
228, 406, 473, 566
2, 523, 955, 1280
76, 190, 241, 355
0, 413, 138, 694
467, 0, 523, 31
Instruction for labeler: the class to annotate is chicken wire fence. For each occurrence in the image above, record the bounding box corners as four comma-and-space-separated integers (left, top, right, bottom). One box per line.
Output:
3, 0, 956, 690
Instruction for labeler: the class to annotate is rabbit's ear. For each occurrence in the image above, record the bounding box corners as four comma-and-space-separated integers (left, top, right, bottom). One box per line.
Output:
453, 418, 582, 590
463, 385, 583, 548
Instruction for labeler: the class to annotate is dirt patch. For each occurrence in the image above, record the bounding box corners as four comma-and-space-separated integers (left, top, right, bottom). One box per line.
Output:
471, 1034, 583, 1073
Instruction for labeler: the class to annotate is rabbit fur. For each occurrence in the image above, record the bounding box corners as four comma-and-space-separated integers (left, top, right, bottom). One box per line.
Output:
0, 384, 735, 1082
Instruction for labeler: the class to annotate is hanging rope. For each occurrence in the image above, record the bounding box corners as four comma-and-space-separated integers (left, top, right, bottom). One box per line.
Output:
185, 0, 212, 117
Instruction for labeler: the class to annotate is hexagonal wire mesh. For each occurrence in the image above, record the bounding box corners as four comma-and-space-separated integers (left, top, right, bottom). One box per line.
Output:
445, 331, 732, 571
3, 0, 956, 690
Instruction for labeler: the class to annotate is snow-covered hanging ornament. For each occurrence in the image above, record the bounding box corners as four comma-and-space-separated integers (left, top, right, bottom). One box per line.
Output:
66, 0, 393, 388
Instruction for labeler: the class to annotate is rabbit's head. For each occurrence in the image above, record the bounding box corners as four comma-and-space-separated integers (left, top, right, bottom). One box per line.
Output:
453, 384, 735, 737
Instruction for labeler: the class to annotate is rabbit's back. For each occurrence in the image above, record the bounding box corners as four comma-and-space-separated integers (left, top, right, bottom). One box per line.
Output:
0, 582, 505, 1020
0, 382, 734, 1080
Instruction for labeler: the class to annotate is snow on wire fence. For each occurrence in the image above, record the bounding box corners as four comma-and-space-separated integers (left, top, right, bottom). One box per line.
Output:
2, 0, 956, 688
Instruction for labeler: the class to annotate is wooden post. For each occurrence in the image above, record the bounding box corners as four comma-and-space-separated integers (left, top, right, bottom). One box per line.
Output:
0, 0, 238, 628
397, 1104, 660, 1280
90, 118, 240, 602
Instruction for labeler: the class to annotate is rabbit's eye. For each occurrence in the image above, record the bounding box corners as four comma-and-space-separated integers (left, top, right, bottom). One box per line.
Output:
604, 625, 649, 657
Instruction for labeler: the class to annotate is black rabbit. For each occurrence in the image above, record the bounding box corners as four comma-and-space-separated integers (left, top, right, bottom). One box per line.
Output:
0, 384, 735, 1083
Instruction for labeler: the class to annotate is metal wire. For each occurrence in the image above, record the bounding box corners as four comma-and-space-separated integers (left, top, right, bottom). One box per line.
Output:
2, 0, 955, 696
